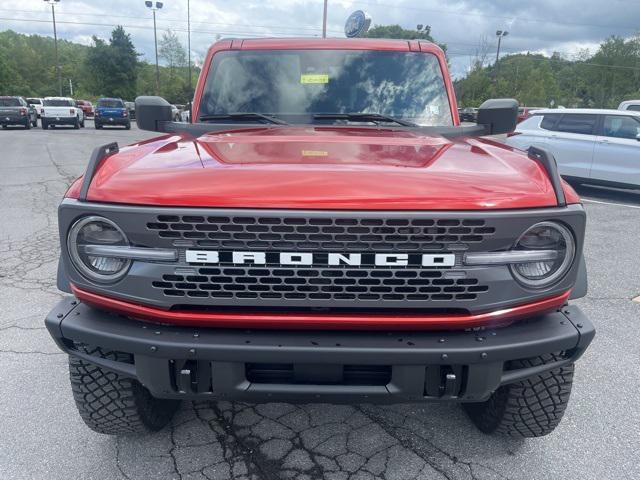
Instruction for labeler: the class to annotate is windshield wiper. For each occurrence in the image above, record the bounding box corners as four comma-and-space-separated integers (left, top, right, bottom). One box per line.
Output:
313, 113, 418, 127
199, 113, 288, 125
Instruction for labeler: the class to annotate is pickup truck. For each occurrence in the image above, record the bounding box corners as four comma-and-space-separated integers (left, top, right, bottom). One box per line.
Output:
94, 97, 130, 129
0, 96, 38, 129
26, 97, 45, 118
42, 97, 85, 129
46, 38, 594, 439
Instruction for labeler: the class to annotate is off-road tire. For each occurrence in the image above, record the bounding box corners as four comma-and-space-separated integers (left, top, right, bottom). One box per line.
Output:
463, 353, 574, 438
41, 120, 48, 130
68, 346, 181, 435
125, 121, 131, 130
95, 121, 102, 129
73, 117, 80, 129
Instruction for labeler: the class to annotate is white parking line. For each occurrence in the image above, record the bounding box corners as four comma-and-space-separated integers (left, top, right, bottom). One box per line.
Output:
581, 198, 640, 209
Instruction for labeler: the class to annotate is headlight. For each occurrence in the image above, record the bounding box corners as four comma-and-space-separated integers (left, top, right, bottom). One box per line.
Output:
510, 221, 575, 288
67, 216, 131, 283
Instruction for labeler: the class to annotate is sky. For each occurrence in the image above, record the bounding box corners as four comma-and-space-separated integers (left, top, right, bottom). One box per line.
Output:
0, 0, 638, 78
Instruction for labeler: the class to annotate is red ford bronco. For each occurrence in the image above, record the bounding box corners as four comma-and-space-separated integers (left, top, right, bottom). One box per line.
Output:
46, 38, 594, 438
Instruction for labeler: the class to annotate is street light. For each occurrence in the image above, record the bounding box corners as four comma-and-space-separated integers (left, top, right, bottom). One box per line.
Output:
187, 0, 192, 96
44, 0, 62, 96
145, 1, 163, 95
495, 30, 509, 81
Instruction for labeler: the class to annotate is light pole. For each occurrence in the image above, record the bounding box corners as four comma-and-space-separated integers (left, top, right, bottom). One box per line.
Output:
145, 1, 163, 95
44, 0, 62, 96
495, 30, 509, 75
322, 0, 328, 38
187, 0, 192, 95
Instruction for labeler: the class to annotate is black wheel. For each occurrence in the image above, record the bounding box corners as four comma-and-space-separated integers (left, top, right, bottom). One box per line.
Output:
73, 117, 80, 129
68, 346, 180, 435
125, 121, 131, 130
32, 118, 38, 127
463, 353, 574, 438
1, 125, 6, 129
24, 119, 31, 130
41, 120, 48, 130
81, 118, 85, 128
95, 121, 102, 129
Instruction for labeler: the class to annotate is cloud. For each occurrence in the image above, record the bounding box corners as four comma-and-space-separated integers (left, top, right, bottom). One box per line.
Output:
1, 0, 636, 77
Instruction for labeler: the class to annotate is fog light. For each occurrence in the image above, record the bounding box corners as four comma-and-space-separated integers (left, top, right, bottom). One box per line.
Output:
67, 216, 131, 283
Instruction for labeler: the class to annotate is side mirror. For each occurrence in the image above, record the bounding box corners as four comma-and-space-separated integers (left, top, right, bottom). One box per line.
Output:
476, 98, 518, 135
135, 96, 173, 132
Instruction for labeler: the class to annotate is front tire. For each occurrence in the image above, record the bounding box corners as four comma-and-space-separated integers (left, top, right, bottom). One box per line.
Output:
24, 119, 31, 130
74, 117, 80, 129
463, 353, 574, 438
69, 346, 180, 435
125, 121, 131, 130
95, 121, 102, 129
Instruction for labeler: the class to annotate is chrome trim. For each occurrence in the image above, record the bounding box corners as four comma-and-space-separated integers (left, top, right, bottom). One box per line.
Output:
83, 245, 178, 262
464, 250, 558, 266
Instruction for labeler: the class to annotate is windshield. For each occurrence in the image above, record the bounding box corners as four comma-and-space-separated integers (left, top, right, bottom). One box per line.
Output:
27, 98, 41, 105
98, 99, 124, 108
0, 98, 21, 107
44, 99, 73, 107
199, 49, 453, 126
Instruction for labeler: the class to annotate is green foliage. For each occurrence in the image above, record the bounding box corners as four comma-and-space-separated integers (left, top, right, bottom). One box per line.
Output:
363, 24, 446, 53
0, 28, 197, 102
456, 36, 640, 108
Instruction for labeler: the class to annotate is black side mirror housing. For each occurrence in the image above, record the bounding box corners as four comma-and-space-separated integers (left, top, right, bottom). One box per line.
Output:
135, 96, 173, 132
476, 98, 518, 135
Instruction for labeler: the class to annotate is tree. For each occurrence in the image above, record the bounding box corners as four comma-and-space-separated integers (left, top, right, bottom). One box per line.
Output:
159, 29, 187, 71
363, 24, 446, 53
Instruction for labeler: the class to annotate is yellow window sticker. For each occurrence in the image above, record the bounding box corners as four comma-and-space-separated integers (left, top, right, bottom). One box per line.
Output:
302, 150, 329, 157
301, 74, 329, 84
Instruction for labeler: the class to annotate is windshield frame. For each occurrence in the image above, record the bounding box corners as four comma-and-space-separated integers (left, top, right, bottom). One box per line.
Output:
192, 40, 458, 127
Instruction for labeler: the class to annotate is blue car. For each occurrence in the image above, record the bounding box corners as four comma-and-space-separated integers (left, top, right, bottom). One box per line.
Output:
94, 97, 131, 129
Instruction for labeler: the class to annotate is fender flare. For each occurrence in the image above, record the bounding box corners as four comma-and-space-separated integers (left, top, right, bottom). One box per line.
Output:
569, 255, 588, 300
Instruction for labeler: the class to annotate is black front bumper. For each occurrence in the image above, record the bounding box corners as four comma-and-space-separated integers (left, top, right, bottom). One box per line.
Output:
45, 298, 594, 403
1, 115, 28, 126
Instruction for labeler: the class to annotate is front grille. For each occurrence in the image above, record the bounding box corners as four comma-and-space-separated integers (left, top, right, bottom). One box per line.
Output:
146, 215, 496, 252
152, 267, 489, 303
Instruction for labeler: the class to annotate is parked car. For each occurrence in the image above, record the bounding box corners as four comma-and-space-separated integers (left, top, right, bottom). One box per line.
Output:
618, 100, 640, 112
170, 104, 181, 121
94, 97, 130, 129
506, 108, 640, 190
124, 101, 136, 119
458, 107, 477, 122
76, 100, 94, 118
517, 106, 544, 123
0, 96, 38, 129
26, 97, 45, 118
42, 97, 85, 129
46, 38, 594, 440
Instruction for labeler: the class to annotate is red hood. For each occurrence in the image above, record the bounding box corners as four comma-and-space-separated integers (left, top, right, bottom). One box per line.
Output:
82, 126, 570, 210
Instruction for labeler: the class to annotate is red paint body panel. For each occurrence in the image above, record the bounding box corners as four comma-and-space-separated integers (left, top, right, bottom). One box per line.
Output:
71, 285, 571, 331
81, 127, 564, 210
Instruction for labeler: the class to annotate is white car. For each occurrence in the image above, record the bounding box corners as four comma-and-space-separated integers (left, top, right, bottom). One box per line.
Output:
26, 97, 45, 118
618, 100, 640, 112
506, 108, 640, 190
42, 97, 85, 129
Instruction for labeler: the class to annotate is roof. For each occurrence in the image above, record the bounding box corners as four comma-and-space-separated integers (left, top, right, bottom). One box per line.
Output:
44, 96, 74, 101
532, 108, 640, 116
208, 37, 443, 55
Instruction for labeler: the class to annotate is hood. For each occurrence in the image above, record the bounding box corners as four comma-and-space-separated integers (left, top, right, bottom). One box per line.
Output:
84, 126, 562, 210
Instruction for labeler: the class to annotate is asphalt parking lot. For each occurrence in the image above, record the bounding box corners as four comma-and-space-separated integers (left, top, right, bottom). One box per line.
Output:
1, 121, 639, 480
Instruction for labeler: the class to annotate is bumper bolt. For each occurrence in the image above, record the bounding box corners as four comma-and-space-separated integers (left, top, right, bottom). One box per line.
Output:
577, 323, 583, 328
193, 333, 199, 338
56, 313, 63, 318
154, 331, 161, 335
476, 337, 485, 342
441, 353, 448, 360
150, 346, 157, 352
189, 348, 196, 354
481, 353, 488, 359
438, 338, 445, 343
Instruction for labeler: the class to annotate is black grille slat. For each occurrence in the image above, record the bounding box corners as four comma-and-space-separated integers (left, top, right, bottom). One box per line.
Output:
147, 215, 495, 251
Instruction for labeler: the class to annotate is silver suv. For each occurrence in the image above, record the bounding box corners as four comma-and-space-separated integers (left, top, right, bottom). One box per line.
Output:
506, 108, 640, 190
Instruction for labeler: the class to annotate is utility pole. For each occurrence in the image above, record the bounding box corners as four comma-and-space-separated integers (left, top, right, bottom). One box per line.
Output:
322, 0, 328, 38
494, 30, 508, 83
68, 78, 73, 96
145, 1, 164, 95
187, 0, 192, 95
44, 0, 62, 96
